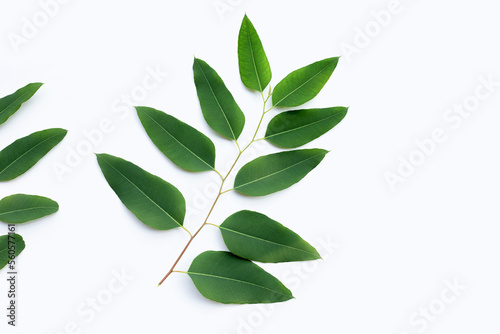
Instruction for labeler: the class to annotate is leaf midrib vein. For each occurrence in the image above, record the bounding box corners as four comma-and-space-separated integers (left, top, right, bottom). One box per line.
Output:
99, 157, 182, 228
265, 112, 342, 140
234, 152, 324, 190
142, 111, 213, 170
0, 206, 55, 217
195, 59, 236, 140
274, 59, 335, 106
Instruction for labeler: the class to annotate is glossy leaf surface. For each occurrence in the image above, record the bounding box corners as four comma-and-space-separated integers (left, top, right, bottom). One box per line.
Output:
234, 149, 328, 196
0, 234, 25, 270
272, 57, 339, 107
0, 128, 67, 181
0, 83, 43, 126
265, 107, 347, 148
220, 210, 321, 262
0, 194, 58, 224
136, 106, 216, 172
193, 58, 245, 140
96, 154, 185, 230
187, 251, 293, 304
238, 15, 272, 92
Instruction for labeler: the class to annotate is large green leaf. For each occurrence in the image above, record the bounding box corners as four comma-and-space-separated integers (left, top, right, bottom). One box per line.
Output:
272, 57, 339, 107
96, 154, 186, 231
0, 234, 25, 270
193, 58, 245, 140
187, 251, 293, 304
0, 83, 43, 126
238, 15, 272, 92
265, 107, 348, 148
220, 210, 320, 263
234, 149, 328, 196
0, 194, 58, 224
0, 128, 67, 181
136, 106, 216, 172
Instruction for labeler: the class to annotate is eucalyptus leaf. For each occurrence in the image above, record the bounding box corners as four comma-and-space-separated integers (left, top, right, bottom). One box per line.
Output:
0, 234, 25, 270
193, 57, 245, 140
234, 149, 328, 196
238, 14, 272, 92
96, 154, 186, 230
220, 210, 321, 263
0, 128, 67, 181
265, 107, 348, 148
0, 194, 58, 224
272, 57, 339, 107
187, 251, 293, 304
0, 83, 43, 126
136, 106, 216, 172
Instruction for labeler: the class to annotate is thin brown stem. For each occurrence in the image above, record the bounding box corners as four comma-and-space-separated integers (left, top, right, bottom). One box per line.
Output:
157, 89, 272, 286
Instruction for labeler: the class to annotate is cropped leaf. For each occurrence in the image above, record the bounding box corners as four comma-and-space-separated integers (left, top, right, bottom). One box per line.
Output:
0, 128, 67, 181
96, 154, 185, 230
238, 15, 272, 92
187, 251, 293, 304
193, 58, 245, 140
0, 83, 43, 126
234, 149, 328, 196
220, 210, 320, 263
272, 57, 339, 107
265, 107, 348, 148
0, 234, 25, 270
0, 194, 58, 224
136, 106, 216, 172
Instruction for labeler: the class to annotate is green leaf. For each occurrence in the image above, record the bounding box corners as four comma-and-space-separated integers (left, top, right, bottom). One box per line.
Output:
234, 148, 328, 196
193, 58, 245, 140
0, 194, 58, 224
265, 107, 348, 148
272, 57, 339, 107
96, 154, 186, 231
0, 83, 43, 126
187, 251, 293, 304
136, 106, 216, 172
220, 210, 321, 263
238, 14, 272, 92
0, 128, 67, 181
0, 234, 25, 270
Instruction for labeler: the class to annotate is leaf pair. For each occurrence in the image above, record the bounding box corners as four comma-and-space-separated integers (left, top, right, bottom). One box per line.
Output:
0, 83, 65, 270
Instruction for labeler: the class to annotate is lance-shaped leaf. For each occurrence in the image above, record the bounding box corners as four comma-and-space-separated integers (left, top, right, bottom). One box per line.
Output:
136, 106, 216, 172
0, 128, 67, 181
0, 83, 43, 126
96, 154, 186, 231
220, 210, 321, 263
187, 251, 293, 304
193, 58, 245, 140
0, 194, 58, 224
272, 57, 339, 107
238, 14, 272, 92
0, 234, 25, 270
265, 107, 348, 148
234, 149, 328, 196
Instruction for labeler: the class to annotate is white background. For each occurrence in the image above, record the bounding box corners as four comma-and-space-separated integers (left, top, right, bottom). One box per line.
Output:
1, 0, 499, 333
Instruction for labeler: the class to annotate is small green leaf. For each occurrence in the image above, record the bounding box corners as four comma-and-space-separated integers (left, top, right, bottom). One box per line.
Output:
0, 83, 43, 126
0, 194, 58, 224
0, 128, 67, 181
136, 106, 216, 172
220, 210, 321, 263
238, 14, 272, 92
187, 251, 293, 304
193, 58, 245, 140
96, 154, 186, 231
234, 149, 328, 196
272, 57, 339, 107
265, 107, 348, 148
0, 234, 25, 270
